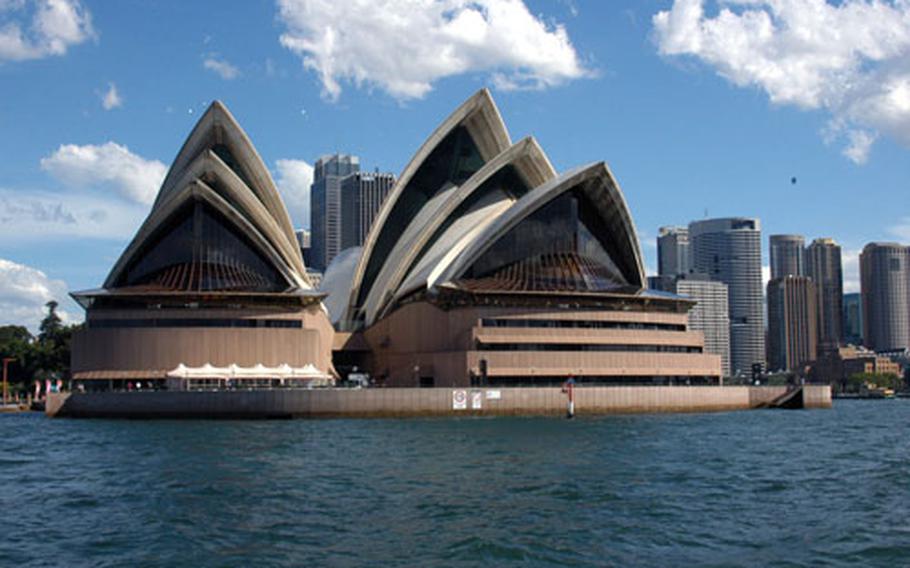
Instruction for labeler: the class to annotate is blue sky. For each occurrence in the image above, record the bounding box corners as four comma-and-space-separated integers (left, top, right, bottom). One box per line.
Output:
1, 0, 908, 328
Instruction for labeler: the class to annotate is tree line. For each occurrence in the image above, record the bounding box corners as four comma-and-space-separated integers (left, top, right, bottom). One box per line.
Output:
0, 301, 79, 393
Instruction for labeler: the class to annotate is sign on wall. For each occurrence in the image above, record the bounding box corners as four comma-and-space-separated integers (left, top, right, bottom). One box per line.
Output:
453, 389, 467, 410
471, 390, 483, 409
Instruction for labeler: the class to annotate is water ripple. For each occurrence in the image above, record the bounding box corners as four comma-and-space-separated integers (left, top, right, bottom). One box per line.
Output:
1, 401, 909, 567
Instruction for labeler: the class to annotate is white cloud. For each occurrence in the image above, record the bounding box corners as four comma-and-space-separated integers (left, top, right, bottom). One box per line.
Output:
653, 0, 910, 163
0, 188, 147, 241
0, 0, 94, 62
203, 56, 240, 80
40, 142, 167, 205
100, 81, 122, 110
841, 247, 861, 293
842, 129, 877, 164
277, 0, 589, 101
274, 158, 313, 229
0, 258, 77, 331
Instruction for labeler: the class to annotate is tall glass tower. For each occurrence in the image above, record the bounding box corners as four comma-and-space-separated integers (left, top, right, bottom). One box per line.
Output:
689, 218, 765, 376
806, 237, 844, 353
310, 154, 360, 270
769, 234, 805, 279
860, 243, 910, 352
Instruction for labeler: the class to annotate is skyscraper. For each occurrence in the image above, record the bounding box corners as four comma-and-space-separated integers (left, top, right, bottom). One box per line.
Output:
651, 274, 731, 378
769, 234, 805, 279
767, 276, 818, 372
295, 229, 312, 267
860, 243, 910, 352
341, 171, 396, 250
806, 237, 844, 352
689, 217, 764, 375
657, 226, 689, 277
310, 154, 360, 270
843, 292, 863, 346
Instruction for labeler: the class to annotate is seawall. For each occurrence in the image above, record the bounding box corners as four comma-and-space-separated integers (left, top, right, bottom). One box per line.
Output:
47, 385, 832, 419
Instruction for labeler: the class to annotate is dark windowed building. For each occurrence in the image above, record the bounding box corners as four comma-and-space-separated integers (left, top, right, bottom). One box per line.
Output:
767, 276, 818, 372
310, 154, 359, 270
769, 234, 805, 279
657, 226, 689, 277
341, 171, 395, 250
860, 242, 910, 352
689, 217, 764, 376
806, 237, 844, 352
843, 292, 863, 346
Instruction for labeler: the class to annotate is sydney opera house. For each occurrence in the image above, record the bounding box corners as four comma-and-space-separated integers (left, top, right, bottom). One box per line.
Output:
70, 90, 721, 391
70, 102, 335, 391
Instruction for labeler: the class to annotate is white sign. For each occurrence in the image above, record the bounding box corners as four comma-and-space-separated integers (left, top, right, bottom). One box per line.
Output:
471, 390, 483, 409
453, 389, 467, 410
486, 390, 501, 400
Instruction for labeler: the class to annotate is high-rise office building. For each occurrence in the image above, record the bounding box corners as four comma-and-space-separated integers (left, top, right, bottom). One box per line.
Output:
843, 292, 863, 346
860, 243, 910, 352
650, 274, 731, 378
767, 276, 818, 372
310, 154, 360, 270
806, 237, 844, 352
657, 226, 689, 277
341, 171, 395, 250
295, 229, 312, 267
689, 217, 764, 375
769, 234, 805, 279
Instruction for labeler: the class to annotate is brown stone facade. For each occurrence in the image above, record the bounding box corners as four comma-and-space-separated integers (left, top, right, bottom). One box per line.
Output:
72, 301, 336, 379
361, 295, 721, 387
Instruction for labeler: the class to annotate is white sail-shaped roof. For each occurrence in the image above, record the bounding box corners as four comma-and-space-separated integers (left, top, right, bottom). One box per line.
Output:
365, 136, 556, 325
104, 101, 313, 292
346, 88, 511, 324
156, 101, 297, 244
434, 162, 647, 291
321, 90, 648, 329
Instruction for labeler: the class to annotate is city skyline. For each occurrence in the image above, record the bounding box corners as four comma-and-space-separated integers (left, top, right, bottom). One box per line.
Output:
1, 0, 909, 330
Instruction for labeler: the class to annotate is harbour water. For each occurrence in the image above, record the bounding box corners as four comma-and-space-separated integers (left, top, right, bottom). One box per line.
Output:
1, 400, 908, 567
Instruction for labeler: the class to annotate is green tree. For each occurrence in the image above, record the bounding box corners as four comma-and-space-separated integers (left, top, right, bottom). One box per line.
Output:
38, 301, 63, 342
0, 302, 81, 392
848, 372, 902, 392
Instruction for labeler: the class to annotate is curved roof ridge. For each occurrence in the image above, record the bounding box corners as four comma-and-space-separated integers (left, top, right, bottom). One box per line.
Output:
366, 136, 557, 325
153, 100, 298, 250
106, 179, 306, 290
345, 88, 511, 325
433, 162, 646, 291
106, 150, 310, 289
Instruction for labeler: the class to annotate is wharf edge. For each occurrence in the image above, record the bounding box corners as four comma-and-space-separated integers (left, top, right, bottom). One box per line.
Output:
46, 385, 831, 419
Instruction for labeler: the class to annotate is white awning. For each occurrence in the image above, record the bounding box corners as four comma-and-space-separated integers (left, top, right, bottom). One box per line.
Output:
167, 363, 332, 380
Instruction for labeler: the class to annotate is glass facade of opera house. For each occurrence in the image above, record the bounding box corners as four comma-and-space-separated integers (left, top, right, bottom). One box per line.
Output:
70, 91, 721, 391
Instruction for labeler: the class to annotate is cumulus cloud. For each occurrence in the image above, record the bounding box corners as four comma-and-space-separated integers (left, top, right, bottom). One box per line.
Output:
100, 81, 122, 110
0, 188, 147, 240
653, 0, 910, 163
0, 258, 76, 331
274, 158, 313, 229
277, 0, 589, 101
0, 0, 94, 62
40, 142, 167, 205
203, 55, 240, 80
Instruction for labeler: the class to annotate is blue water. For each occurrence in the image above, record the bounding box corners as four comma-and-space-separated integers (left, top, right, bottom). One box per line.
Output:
2, 400, 909, 567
